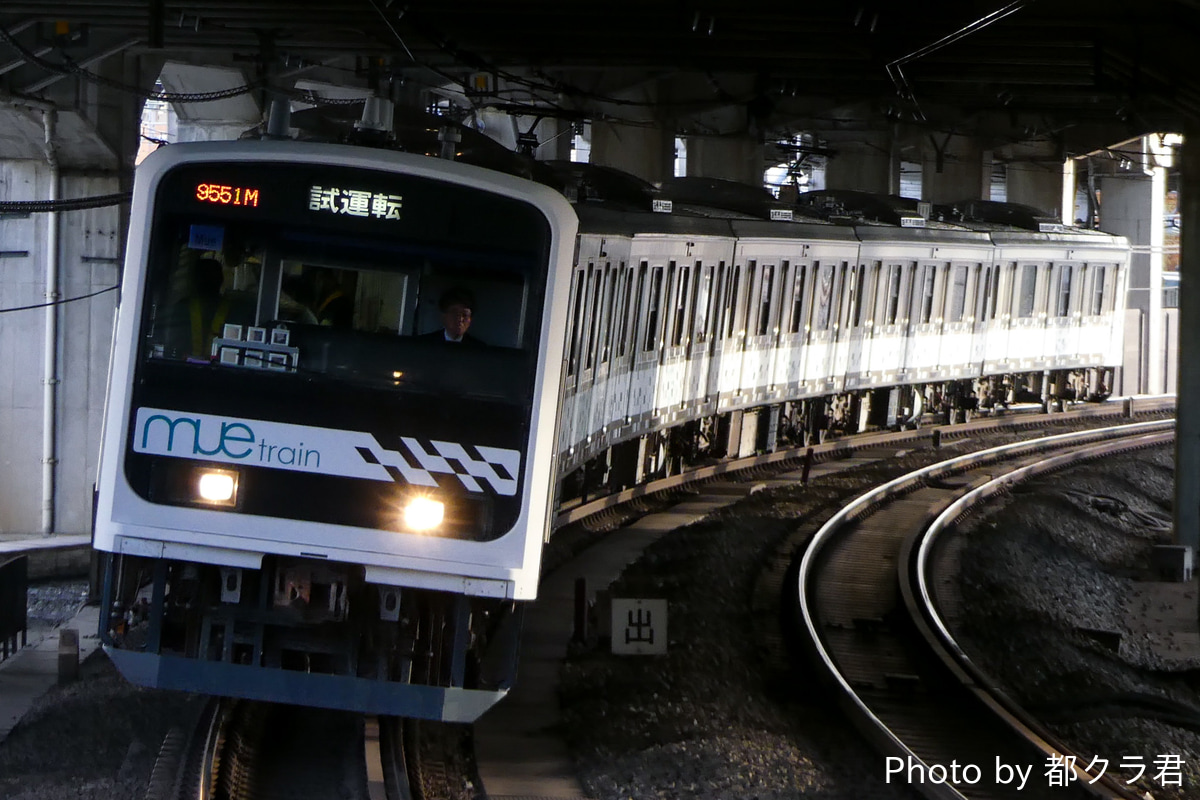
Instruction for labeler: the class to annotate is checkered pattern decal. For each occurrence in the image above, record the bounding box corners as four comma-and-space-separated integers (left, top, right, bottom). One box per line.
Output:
356, 436, 521, 496
133, 408, 523, 497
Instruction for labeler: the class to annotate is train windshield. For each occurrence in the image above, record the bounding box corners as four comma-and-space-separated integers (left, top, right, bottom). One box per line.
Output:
136, 160, 552, 402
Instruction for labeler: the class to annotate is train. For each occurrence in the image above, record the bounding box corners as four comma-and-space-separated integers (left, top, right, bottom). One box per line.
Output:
553, 176, 1128, 498
92, 133, 1128, 722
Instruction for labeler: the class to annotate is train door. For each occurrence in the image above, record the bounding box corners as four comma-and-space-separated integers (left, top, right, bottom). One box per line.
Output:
712, 261, 745, 409
608, 262, 640, 437
583, 260, 621, 453
737, 252, 782, 403
903, 261, 941, 375
868, 260, 909, 384
829, 259, 859, 389
808, 260, 844, 391
701, 261, 726, 408
1048, 261, 1082, 366
767, 259, 795, 396
684, 248, 728, 420
1010, 261, 1046, 368
1079, 262, 1113, 364
571, 263, 601, 465
938, 262, 975, 378
775, 260, 807, 395
559, 261, 589, 465
654, 259, 689, 419
968, 262, 993, 373
627, 259, 659, 428
979, 260, 1009, 373
844, 260, 875, 388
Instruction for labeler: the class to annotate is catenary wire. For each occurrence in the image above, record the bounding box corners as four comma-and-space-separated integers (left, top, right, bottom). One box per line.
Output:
0, 284, 119, 314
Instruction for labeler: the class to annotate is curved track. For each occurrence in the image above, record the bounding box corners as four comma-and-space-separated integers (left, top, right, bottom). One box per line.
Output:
798, 419, 1173, 799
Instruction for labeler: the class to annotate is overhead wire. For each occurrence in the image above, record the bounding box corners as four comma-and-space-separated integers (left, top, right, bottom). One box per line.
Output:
0, 192, 131, 213
885, 1, 1034, 120
0, 284, 119, 314
0, 22, 364, 107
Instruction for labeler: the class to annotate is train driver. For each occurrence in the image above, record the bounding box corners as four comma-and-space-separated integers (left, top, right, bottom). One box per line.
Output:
162, 257, 248, 361
421, 286, 485, 345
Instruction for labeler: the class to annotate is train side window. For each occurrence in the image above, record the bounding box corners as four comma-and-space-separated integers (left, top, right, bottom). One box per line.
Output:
585, 265, 605, 370
757, 263, 775, 336
852, 263, 867, 327
884, 264, 901, 325
617, 266, 637, 357
662, 262, 677, 348
644, 266, 664, 352
833, 262, 850, 331
861, 261, 882, 327
1055, 265, 1073, 317
789, 264, 807, 333
693, 263, 712, 344
742, 260, 758, 339
712, 264, 726, 340
626, 262, 648, 356
775, 261, 790, 334
708, 262, 723, 342
723, 265, 740, 339
672, 265, 692, 346
815, 262, 834, 330
710, 263, 725, 340
566, 267, 587, 376
1090, 265, 1107, 315
987, 266, 1001, 320
916, 264, 935, 324
599, 266, 619, 363
1017, 264, 1037, 317
948, 265, 968, 322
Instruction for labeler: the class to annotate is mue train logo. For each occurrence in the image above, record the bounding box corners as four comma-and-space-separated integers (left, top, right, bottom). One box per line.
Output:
132, 407, 521, 495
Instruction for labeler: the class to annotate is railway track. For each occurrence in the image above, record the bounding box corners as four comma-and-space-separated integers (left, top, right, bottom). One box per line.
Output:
144, 699, 436, 800
797, 419, 1174, 799
142, 398, 1174, 800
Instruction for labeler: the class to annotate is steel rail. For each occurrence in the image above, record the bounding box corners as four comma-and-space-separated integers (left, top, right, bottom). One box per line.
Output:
797, 418, 1174, 800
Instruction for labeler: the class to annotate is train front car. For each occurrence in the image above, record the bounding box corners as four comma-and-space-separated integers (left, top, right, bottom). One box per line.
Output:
93, 141, 576, 721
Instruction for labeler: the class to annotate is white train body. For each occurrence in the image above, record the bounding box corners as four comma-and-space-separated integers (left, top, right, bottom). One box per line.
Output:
93, 143, 1127, 722
556, 198, 1128, 482
94, 141, 576, 721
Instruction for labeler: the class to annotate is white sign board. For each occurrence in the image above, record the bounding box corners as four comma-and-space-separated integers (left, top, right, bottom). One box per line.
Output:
611, 598, 667, 655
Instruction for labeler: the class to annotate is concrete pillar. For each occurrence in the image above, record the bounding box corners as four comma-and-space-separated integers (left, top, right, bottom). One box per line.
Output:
590, 121, 674, 184
1100, 161, 1166, 394
1176, 128, 1200, 554
0, 161, 122, 536
1000, 140, 1065, 215
823, 132, 899, 195
685, 136, 764, 186
0, 52, 149, 537
920, 134, 989, 204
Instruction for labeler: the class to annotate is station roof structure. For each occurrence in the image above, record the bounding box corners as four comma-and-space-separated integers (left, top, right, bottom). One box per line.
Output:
1, 1, 1198, 157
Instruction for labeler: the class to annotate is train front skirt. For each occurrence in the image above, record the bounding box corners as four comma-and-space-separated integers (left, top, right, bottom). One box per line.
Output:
105, 647, 505, 722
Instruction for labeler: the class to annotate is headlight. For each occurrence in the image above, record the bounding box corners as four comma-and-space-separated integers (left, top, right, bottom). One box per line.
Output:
196, 469, 238, 506
403, 496, 444, 532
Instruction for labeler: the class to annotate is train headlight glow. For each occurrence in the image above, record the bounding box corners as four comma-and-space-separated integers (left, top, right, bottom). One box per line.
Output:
404, 497, 445, 532
196, 469, 238, 506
